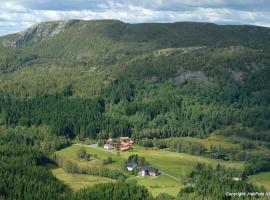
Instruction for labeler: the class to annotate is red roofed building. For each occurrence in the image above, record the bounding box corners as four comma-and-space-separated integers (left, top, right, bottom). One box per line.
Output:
118, 137, 134, 151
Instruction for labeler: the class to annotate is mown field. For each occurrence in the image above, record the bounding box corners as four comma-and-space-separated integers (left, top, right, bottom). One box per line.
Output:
131, 175, 181, 197
51, 168, 115, 191
55, 144, 244, 196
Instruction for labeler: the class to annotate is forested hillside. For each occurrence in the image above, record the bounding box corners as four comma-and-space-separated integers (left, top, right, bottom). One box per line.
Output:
0, 20, 270, 199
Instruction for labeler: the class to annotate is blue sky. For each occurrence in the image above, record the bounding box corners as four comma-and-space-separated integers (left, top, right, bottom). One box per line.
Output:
0, 0, 270, 36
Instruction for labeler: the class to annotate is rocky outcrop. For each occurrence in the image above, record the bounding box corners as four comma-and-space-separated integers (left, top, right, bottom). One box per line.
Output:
171, 68, 208, 84
1, 20, 79, 48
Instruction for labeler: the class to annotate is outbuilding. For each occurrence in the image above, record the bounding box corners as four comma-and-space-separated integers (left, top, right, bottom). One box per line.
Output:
127, 163, 137, 171
104, 144, 113, 150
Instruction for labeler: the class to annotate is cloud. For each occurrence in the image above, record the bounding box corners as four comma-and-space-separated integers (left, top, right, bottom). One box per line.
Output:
0, 0, 270, 36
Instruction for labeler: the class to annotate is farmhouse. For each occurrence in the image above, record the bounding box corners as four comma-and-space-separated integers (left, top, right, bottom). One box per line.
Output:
119, 137, 134, 144
140, 166, 159, 177
120, 143, 133, 151
104, 144, 113, 150
104, 137, 134, 151
119, 137, 134, 151
127, 163, 137, 171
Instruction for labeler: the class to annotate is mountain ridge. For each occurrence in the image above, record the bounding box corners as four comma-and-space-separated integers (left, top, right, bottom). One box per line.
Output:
1, 19, 270, 49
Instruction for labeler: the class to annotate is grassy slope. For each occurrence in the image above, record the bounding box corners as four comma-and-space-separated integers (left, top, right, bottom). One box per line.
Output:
249, 172, 270, 191
51, 168, 115, 191
57, 144, 125, 170
130, 175, 180, 197
57, 144, 243, 178
122, 145, 243, 178
56, 144, 243, 196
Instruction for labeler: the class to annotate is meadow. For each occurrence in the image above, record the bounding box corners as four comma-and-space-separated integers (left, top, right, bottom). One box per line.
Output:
51, 168, 115, 191
55, 144, 244, 196
249, 172, 270, 191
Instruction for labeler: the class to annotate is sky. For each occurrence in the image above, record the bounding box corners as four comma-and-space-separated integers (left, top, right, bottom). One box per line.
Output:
0, 0, 270, 36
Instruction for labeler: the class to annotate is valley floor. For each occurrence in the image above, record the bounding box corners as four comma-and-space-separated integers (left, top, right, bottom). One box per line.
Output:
55, 144, 244, 197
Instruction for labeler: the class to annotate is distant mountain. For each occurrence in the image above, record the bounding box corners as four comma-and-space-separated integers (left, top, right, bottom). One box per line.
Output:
1, 20, 270, 70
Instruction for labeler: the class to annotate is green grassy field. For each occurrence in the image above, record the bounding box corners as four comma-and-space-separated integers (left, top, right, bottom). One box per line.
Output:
51, 168, 115, 191
56, 144, 125, 170
56, 144, 244, 197
121, 145, 243, 179
134, 175, 181, 197
249, 172, 270, 191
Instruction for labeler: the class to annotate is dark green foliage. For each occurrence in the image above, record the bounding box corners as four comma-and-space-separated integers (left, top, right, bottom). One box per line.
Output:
125, 154, 146, 167
127, 154, 139, 164
178, 164, 260, 200
244, 155, 270, 175
220, 127, 270, 142
0, 93, 130, 138
70, 182, 153, 200
139, 138, 206, 156
1, 75, 270, 141
77, 148, 91, 161
0, 129, 67, 200
102, 78, 135, 103
155, 193, 175, 200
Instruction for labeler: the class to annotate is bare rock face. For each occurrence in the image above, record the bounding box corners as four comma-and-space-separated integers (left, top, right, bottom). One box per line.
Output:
172, 68, 208, 84
1, 35, 19, 47
153, 46, 206, 58
1, 20, 79, 48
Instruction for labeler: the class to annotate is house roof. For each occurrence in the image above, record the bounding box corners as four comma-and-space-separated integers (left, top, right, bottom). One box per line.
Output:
120, 146, 131, 150
140, 166, 158, 173
119, 137, 130, 140
127, 163, 137, 168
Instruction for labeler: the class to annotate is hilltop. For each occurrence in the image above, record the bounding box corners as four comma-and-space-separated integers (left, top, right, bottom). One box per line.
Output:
1, 19, 270, 72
